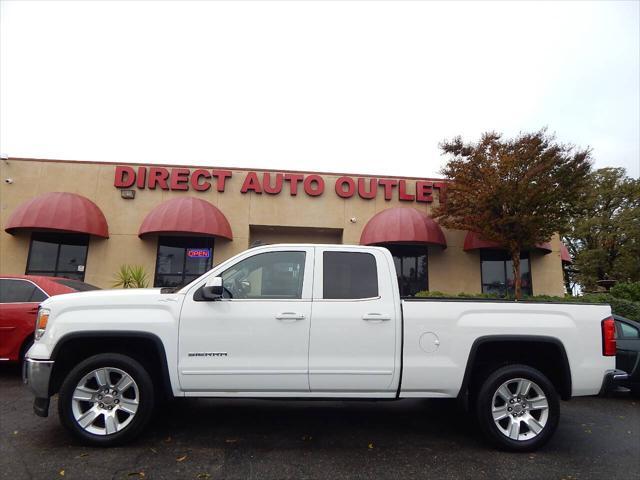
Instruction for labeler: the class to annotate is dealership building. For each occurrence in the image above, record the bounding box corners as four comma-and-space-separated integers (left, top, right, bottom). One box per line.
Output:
0, 158, 571, 296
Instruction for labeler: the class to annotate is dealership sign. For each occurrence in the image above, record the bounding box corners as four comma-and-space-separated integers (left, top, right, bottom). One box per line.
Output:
114, 166, 446, 203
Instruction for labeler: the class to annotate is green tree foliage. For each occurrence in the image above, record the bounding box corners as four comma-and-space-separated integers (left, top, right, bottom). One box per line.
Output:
563, 168, 640, 291
435, 129, 592, 299
112, 265, 150, 288
610, 281, 640, 302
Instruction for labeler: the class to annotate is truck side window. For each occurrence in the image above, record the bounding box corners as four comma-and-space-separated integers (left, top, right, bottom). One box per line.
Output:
221, 251, 306, 299
323, 252, 378, 299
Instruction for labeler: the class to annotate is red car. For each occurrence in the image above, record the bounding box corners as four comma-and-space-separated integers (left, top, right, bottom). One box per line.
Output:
0, 275, 99, 363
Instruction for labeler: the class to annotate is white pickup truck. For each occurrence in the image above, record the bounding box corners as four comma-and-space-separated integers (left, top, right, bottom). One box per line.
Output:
24, 244, 626, 451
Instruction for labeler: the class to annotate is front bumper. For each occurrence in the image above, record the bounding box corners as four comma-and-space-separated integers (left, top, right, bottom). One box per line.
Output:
599, 369, 630, 395
22, 358, 54, 417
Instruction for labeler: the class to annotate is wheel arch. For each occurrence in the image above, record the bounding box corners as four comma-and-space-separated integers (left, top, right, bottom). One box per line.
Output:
18, 333, 35, 362
49, 331, 173, 399
458, 335, 572, 405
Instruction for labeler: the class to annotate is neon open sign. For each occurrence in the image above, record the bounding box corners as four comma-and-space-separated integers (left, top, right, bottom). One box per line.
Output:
187, 249, 211, 258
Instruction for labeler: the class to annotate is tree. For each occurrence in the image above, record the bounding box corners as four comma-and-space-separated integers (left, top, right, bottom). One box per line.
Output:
434, 129, 592, 299
563, 168, 640, 291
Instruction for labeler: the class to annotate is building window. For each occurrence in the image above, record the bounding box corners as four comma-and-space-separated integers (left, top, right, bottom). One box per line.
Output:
385, 245, 428, 297
481, 250, 532, 297
26, 233, 89, 280
154, 236, 214, 288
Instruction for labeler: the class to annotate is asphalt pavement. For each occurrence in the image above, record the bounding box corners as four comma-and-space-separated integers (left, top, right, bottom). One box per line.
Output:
1, 364, 638, 480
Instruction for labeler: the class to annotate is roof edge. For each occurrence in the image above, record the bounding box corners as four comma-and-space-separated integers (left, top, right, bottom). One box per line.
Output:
4, 157, 448, 183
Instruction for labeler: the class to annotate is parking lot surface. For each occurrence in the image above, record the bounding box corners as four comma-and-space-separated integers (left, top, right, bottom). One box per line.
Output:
1, 365, 638, 480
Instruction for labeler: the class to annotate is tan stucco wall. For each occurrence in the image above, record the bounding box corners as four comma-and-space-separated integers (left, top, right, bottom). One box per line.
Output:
249, 226, 343, 246
530, 234, 566, 296
428, 230, 483, 294
0, 158, 566, 296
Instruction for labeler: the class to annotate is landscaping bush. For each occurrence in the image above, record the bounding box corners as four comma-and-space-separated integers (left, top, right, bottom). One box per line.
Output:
609, 282, 640, 302
586, 295, 640, 322
112, 265, 150, 288
413, 290, 640, 322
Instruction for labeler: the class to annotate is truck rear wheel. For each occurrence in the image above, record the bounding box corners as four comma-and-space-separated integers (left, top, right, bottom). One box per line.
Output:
475, 364, 559, 452
58, 353, 155, 446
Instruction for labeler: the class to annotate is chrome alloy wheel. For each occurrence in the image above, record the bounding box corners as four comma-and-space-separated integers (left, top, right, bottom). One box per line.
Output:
491, 377, 549, 441
71, 367, 140, 436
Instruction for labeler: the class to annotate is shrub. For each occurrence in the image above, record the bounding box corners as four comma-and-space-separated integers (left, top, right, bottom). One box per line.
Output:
415, 291, 447, 298
594, 296, 640, 322
610, 282, 640, 302
112, 265, 150, 288
415, 290, 503, 299
413, 290, 640, 322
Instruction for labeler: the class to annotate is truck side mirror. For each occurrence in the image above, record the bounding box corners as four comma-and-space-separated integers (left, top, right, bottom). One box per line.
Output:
201, 276, 223, 300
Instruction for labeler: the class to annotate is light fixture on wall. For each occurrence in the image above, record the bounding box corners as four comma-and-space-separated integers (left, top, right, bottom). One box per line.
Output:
121, 189, 136, 199
349, 217, 357, 223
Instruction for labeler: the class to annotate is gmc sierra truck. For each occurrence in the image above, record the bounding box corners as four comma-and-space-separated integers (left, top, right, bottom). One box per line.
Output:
23, 244, 627, 451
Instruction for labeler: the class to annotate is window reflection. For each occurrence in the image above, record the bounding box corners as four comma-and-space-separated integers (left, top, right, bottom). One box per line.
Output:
221, 251, 306, 299
481, 250, 532, 297
26, 233, 89, 280
154, 236, 214, 288
384, 245, 428, 297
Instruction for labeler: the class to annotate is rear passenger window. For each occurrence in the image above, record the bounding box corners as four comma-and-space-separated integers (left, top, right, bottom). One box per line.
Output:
619, 322, 640, 339
0, 279, 47, 303
323, 252, 378, 299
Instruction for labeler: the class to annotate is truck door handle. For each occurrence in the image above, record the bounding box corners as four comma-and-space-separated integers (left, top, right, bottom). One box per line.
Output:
362, 313, 391, 322
275, 312, 305, 321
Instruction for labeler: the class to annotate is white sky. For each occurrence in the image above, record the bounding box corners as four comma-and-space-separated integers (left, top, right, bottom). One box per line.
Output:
1, 0, 639, 178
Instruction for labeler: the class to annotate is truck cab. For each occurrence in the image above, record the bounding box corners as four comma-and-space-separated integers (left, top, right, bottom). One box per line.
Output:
179, 245, 401, 395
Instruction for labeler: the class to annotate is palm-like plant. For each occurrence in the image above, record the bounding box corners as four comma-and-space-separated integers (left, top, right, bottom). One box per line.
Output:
112, 265, 150, 288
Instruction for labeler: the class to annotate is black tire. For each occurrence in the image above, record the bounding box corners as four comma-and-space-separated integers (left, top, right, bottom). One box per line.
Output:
58, 353, 155, 446
475, 364, 560, 452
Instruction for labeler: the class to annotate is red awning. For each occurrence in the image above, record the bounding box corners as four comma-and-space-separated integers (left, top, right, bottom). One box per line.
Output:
138, 197, 233, 239
5, 192, 109, 238
360, 207, 446, 247
560, 243, 573, 264
463, 232, 552, 253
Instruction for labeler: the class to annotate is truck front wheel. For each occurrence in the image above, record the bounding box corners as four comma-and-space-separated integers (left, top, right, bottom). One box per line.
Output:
475, 364, 560, 452
58, 353, 155, 446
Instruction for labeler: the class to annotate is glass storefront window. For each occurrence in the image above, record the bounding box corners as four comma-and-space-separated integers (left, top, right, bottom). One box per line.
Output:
154, 236, 214, 288
481, 250, 532, 297
384, 245, 428, 297
26, 233, 89, 280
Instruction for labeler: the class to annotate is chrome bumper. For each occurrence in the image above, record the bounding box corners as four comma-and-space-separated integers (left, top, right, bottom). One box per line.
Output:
23, 358, 54, 417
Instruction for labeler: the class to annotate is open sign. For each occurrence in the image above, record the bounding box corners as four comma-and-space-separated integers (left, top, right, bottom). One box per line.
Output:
187, 248, 211, 258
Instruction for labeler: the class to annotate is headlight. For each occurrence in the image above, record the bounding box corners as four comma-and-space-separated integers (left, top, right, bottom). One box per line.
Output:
34, 308, 50, 340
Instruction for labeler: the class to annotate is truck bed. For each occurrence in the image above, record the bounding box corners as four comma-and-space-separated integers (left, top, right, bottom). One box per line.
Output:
399, 299, 612, 398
